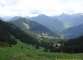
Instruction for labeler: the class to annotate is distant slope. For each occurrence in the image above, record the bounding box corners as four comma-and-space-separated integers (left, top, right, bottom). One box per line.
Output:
29, 14, 66, 33
9, 18, 62, 39
61, 23, 83, 38
53, 13, 83, 27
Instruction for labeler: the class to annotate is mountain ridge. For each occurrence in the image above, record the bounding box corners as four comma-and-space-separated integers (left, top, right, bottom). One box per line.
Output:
28, 14, 66, 33
53, 13, 83, 27
9, 18, 63, 39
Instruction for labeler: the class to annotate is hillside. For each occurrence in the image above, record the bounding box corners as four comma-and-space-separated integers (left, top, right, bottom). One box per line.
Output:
64, 35, 83, 46
0, 20, 17, 46
0, 40, 83, 60
55, 35, 83, 53
61, 35, 83, 53
9, 18, 62, 39
61, 23, 83, 38
0, 19, 39, 46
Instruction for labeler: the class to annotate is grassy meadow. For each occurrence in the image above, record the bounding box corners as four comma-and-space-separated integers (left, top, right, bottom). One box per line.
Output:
0, 40, 83, 60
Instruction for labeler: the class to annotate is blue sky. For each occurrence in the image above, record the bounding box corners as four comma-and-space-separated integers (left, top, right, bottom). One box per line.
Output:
0, 0, 83, 17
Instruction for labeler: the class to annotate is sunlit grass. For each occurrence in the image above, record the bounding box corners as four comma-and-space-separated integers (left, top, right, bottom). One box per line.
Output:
0, 40, 83, 60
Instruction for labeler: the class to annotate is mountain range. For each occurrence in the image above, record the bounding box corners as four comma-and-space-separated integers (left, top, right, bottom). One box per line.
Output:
28, 14, 66, 33
53, 13, 83, 27
1, 13, 83, 38
9, 18, 63, 39
28, 13, 83, 38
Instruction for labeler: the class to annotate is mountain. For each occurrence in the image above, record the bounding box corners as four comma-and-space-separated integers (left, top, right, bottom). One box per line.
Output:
9, 18, 63, 39
10, 16, 22, 21
0, 16, 23, 21
0, 19, 39, 46
61, 23, 83, 38
28, 14, 66, 33
1, 16, 13, 21
0, 17, 4, 21
53, 13, 83, 27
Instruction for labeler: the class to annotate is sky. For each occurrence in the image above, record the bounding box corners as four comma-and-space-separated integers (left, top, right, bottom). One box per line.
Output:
0, 0, 83, 17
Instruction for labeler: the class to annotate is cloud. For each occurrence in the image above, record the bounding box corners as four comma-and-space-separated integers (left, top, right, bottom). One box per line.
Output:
0, 0, 83, 17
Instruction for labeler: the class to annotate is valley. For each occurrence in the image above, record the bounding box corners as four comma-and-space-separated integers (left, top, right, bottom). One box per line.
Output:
0, 13, 83, 60
0, 0, 83, 59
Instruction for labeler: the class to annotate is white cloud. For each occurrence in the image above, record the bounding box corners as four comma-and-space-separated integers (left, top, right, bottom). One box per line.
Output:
0, 0, 83, 17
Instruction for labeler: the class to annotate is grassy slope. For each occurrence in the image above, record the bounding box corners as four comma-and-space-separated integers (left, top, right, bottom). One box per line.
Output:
63, 23, 71, 29
0, 40, 83, 60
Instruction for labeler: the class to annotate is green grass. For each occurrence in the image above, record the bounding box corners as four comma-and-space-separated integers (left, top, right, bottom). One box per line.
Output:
64, 23, 71, 29
0, 40, 83, 60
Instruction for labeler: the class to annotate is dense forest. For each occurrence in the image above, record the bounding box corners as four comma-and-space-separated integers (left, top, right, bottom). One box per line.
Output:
0, 20, 17, 47
0, 19, 38, 47
41, 35, 83, 53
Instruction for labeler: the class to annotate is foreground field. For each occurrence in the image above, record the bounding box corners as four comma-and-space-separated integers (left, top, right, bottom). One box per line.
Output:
0, 40, 83, 60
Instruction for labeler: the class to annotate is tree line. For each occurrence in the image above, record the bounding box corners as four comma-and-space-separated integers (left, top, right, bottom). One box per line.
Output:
42, 35, 83, 53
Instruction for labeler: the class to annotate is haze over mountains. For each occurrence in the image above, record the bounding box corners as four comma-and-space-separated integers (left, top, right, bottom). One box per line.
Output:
0, 13, 83, 38
27, 13, 83, 38
53, 13, 83, 27
28, 14, 66, 33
